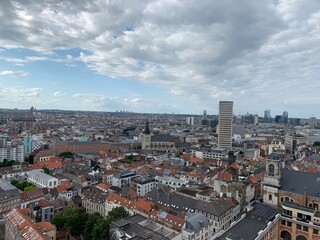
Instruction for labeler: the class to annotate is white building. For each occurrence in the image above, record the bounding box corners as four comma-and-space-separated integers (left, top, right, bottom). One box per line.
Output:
133, 175, 156, 197
27, 170, 59, 189
155, 176, 188, 189
0, 143, 24, 163
190, 147, 228, 160
112, 170, 136, 188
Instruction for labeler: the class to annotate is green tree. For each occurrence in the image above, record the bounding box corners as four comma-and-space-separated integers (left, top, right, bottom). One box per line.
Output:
108, 206, 130, 219
42, 166, 50, 174
65, 208, 89, 238
314, 141, 320, 146
84, 213, 102, 240
51, 213, 66, 231
24, 184, 36, 191
59, 151, 74, 158
92, 218, 110, 240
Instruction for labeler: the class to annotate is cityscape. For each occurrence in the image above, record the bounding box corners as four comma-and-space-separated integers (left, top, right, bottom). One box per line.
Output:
1, 1, 320, 240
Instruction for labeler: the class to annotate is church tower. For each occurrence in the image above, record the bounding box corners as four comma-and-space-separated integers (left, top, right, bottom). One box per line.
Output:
142, 120, 151, 150
262, 158, 281, 206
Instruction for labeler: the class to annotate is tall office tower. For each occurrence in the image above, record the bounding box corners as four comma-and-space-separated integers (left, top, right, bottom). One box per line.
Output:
264, 109, 272, 123
218, 101, 233, 149
283, 111, 288, 124
203, 110, 207, 119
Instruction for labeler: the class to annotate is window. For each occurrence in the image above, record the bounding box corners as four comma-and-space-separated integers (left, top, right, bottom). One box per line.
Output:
303, 226, 308, 232
269, 194, 272, 201
287, 221, 292, 227
297, 224, 302, 230
268, 164, 275, 176
281, 220, 286, 225
313, 229, 319, 235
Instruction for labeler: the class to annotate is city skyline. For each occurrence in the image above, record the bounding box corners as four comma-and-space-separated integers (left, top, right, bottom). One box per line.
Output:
1, 1, 320, 117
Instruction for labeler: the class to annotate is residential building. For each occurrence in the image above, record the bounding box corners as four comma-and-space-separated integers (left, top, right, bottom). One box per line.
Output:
217, 203, 280, 240
27, 170, 59, 189
109, 214, 181, 240
0, 142, 24, 163
182, 213, 214, 240
0, 179, 20, 215
146, 186, 240, 234
5, 208, 56, 240
218, 101, 233, 149
112, 170, 136, 188
285, 133, 307, 154
155, 176, 188, 189
132, 175, 156, 197
82, 187, 108, 217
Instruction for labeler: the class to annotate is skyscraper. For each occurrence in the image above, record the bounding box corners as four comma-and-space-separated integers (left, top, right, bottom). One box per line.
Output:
218, 101, 233, 149
264, 109, 272, 123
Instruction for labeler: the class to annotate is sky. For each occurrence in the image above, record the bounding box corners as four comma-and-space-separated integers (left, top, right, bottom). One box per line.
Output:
0, 0, 320, 118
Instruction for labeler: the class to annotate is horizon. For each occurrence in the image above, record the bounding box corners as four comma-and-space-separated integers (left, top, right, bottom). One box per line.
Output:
0, 1, 320, 118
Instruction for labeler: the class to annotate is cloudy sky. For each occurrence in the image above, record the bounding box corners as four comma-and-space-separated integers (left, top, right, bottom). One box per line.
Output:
0, 0, 320, 117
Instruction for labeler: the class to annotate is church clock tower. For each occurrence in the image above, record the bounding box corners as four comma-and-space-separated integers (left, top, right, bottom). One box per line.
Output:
141, 120, 151, 150
262, 158, 281, 206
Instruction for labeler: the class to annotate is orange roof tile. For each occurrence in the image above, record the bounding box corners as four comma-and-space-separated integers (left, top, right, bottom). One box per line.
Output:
134, 198, 154, 212
217, 172, 233, 182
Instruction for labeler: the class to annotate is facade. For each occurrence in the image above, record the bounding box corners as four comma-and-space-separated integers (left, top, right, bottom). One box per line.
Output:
280, 201, 320, 240
146, 186, 240, 234
182, 213, 214, 240
218, 101, 233, 149
285, 133, 307, 154
133, 175, 156, 197
190, 147, 228, 160
27, 170, 59, 189
0, 179, 21, 215
23, 136, 32, 154
5, 208, 56, 240
82, 188, 108, 217
217, 203, 280, 240
112, 170, 136, 188
155, 176, 188, 189
53, 141, 111, 154
0, 143, 24, 163
141, 121, 177, 152
262, 158, 281, 206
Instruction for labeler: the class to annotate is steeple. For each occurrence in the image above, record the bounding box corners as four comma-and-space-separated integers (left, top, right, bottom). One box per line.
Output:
144, 120, 150, 134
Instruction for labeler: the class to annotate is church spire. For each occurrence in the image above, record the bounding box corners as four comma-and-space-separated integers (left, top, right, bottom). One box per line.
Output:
144, 120, 150, 134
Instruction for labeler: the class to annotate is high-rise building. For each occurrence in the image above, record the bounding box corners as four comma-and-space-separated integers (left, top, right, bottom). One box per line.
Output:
203, 110, 207, 119
218, 101, 233, 149
283, 111, 288, 124
264, 109, 272, 123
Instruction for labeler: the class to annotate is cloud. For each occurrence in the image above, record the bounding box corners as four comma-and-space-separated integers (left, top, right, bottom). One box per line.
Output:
0, 1, 320, 115
0, 70, 28, 76
53, 91, 63, 97
0, 86, 42, 100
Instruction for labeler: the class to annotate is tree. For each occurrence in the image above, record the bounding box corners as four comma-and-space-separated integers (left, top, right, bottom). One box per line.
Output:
51, 213, 66, 231
42, 166, 50, 174
59, 151, 74, 158
108, 206, 130, 219
65, 207, 89, 238
24, 184, 36, 191
91, 218, 110, 240
84, 213, 102, 240
314, 141, 320, 146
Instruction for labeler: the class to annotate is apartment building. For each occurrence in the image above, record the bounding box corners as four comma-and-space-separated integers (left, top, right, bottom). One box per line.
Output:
5, 208, 56, 240
0, 179, 21, 215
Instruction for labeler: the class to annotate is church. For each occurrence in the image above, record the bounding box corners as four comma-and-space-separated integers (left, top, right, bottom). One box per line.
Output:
141, 121, 177, 153
262, 157, 320, 240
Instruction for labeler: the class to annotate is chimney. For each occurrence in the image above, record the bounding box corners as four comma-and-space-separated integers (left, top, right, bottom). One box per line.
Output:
303, 187, 307, 206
